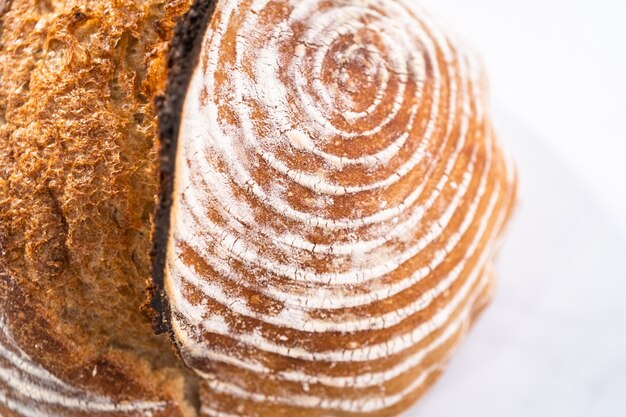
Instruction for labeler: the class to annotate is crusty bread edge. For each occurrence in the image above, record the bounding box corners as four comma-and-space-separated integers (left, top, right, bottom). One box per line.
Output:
148, 0, 216, 339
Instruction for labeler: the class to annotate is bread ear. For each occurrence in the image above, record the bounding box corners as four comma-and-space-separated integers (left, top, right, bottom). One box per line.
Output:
149, 0, 217, 337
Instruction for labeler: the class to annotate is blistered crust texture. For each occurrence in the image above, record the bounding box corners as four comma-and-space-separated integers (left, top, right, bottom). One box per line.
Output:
165, 0, 518, 416
0, 0, 195, 416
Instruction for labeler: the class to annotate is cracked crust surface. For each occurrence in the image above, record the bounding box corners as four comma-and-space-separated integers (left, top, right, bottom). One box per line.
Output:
0, 0, 197, 415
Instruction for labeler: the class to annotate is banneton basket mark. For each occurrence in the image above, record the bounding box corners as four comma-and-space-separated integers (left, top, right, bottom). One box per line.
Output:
0, 315, 166, 417
156, 0, 517, 415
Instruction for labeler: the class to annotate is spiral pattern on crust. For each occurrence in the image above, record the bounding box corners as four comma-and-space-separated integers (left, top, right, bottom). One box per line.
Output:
164, 0, 517, 416
0, 316, 166, 417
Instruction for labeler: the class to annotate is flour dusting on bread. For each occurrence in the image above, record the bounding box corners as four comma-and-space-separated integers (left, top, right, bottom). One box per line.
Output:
161, 0, 517, 416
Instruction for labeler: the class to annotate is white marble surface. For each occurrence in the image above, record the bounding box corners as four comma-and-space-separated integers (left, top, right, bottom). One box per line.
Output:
404, 112, 626, 416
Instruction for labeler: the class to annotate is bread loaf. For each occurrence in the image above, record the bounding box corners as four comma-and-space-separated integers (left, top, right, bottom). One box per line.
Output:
0, 0, 198, 415
0, 0, 517, 416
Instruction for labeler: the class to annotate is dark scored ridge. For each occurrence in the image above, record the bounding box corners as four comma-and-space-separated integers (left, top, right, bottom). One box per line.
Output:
149, 0, 216, 336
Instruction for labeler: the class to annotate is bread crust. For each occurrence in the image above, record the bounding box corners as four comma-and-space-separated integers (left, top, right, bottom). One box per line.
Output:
0, 269, 189, 417
150, 0, 217, 338
0, 1, 518, 416
159, 1, 518, 416
0, 0, 197, 415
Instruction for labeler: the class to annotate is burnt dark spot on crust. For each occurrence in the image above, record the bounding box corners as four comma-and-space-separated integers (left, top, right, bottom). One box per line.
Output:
71, 10, 88, 24
149, 0, 216, 336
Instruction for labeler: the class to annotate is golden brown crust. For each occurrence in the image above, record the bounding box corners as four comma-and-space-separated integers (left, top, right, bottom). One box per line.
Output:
0, 1, 517, 416
0, 0, 11, 18
0, 269, 188, 417
161, 1, 518, 416
0, 0, 196, 415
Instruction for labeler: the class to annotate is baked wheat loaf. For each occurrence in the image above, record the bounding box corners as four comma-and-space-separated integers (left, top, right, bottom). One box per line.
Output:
0, 0, 518, 416
0, 0, 199, 415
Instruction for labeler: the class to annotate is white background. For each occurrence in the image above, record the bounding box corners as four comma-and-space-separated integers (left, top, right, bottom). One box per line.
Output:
423, 0, 626, 233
